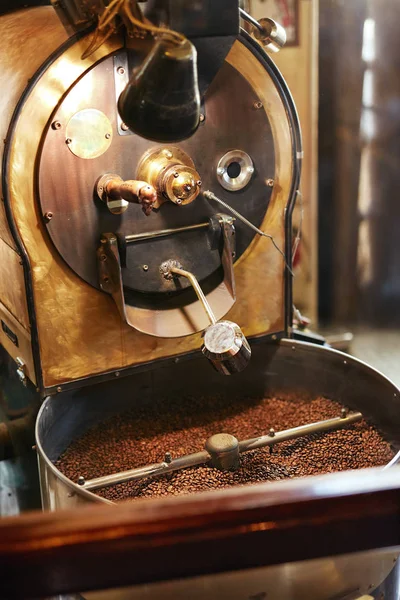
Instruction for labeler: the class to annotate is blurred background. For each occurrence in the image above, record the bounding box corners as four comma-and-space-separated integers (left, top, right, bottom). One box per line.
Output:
247, 0, 400, 380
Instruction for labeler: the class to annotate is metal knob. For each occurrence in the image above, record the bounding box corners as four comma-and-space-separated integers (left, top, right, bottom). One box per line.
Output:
205, 433, 240, 471
254, 18, 287, 53
202, 320, 251, 375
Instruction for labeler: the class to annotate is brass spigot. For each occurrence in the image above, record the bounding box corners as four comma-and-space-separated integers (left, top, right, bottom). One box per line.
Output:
96, 174, 157, 215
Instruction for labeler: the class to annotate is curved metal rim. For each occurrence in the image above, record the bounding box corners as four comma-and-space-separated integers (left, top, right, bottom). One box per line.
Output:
239, 30, 303, 333
35, 339, 400, 506
35, 402, 113, 505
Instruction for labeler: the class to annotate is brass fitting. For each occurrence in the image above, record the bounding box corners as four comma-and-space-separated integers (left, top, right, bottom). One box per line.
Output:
136, 146, 202, 209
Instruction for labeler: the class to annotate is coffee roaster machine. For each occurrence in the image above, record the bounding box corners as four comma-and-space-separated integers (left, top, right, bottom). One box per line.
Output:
1, 1, 400, 599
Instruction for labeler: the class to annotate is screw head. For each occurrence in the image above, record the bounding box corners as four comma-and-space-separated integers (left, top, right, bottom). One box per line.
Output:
44, 211, 53, 222
197, 180, 202, 186
266, 178, 275, 187
51, 120, 62, 130
105, 132, 111, 140
173, 171, 179, 178
65, 138, 72, 145
117, 66, 125, 75
56, 386, 62, 393
142, 264, 149, 271
115, 371, 120, 377
121, 122, 129, 131
199, 113, 205, 122
253, 100, 263, 109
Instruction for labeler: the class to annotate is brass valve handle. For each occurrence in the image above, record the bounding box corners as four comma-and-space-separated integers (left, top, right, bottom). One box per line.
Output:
96, 174, 157, 216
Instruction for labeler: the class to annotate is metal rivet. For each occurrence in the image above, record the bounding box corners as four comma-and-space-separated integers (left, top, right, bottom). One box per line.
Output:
51, 121, 62, 130
65, 138, 72, 145
117, 66, 125, 75
343, 360, 347, 365
253, 101, 263, 109
142, 264, 149, 271
199, 113, 205, 122
77, 476, 85, 486
115, 371, 120, 377
173, 171, 179, 178
121, 122, 129, 131
197, 180, 202, 186
269, 428, 275, 437
266, 178, 275, 187
165, 452, 172, 464
56, 386, 62, 393
44, 211, 53, 222
105, 133, 111, 140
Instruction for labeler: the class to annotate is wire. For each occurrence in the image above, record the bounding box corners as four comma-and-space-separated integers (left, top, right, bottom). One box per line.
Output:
122, 0, 186, 45
203, 190, 294, 277
83, 0, 186, 59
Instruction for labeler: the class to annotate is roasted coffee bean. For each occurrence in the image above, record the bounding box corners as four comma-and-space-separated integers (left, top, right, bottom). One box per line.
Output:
56, 395, 395, 503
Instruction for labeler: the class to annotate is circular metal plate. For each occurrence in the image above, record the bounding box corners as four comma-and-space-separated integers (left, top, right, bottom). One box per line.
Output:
65, 109, 113, 159
38, 51, 275, 299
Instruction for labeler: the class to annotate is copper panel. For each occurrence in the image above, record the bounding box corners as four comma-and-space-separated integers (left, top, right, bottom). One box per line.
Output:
0, 238, 29, 330
0, 7, 68, 249
8, 35, 294, 387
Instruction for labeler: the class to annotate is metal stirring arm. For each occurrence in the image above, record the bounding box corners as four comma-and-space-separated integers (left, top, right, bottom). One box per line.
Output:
159, 258, 251, 375
78, 411, 363, 492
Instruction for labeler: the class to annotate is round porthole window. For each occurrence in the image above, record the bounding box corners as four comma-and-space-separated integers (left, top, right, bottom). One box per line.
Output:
216, 150, 254, 191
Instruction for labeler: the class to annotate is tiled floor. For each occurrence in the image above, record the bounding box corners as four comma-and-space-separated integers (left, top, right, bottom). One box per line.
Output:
350, 329, 400, 387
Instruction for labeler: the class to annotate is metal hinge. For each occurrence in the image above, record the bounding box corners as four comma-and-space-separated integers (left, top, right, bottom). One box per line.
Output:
15, 357, 27, 387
